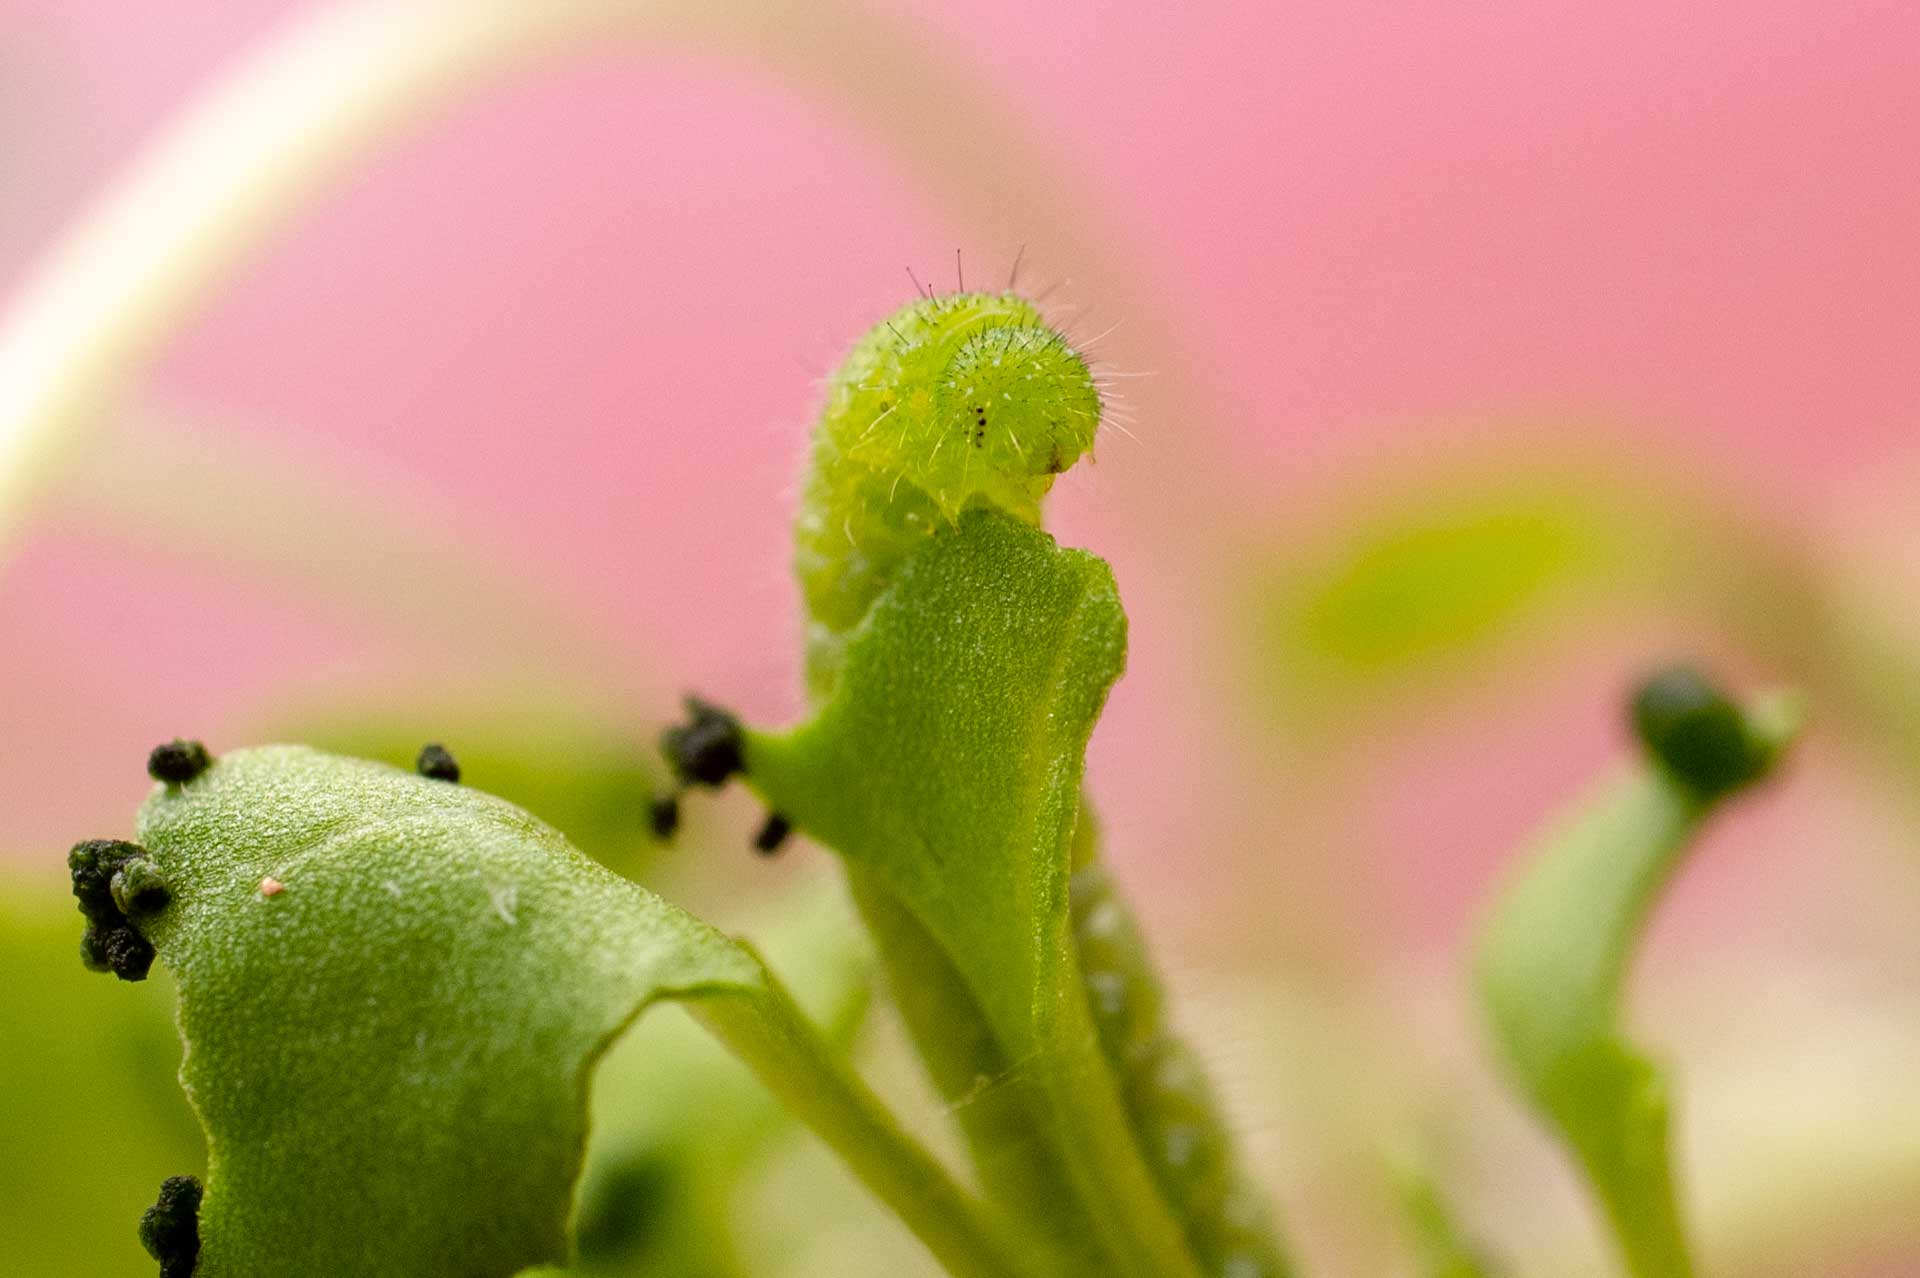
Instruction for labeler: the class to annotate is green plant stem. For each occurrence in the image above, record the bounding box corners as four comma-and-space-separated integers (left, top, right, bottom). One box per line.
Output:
844, 869, 1100, 1273
839, 865, 1201, 1278
1024, 972, 1210, 1278
1483, 772, 1700, 1278
693, 966, 1045, 1278
1475, 689, 1802, 1278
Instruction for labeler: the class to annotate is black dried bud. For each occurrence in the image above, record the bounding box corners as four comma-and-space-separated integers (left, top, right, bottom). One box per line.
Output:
112, 859, 172, 917
752, 812, 792, 857
1630, 666, 1766, 798
138, 1174, 203, 1278
78, 929, 109, 973
415, 742, 461, 783
648, 794, 681, 841
69, 839, 140, 914
100, 926, 157, 982
69, 839, 163, 981
147, 740, 212, 785
661, 698, 745, 788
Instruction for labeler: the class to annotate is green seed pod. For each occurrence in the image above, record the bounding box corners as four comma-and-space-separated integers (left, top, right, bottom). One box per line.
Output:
796, 291, 1101, 694
1629, 666, 1767, 798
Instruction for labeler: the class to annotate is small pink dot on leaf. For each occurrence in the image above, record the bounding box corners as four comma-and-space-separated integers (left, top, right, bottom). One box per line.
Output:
258, 877, 284, 897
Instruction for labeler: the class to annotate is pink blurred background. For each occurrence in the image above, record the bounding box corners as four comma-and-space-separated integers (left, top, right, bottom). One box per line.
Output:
3, 3, 1917, 1271
7, 0, 1917, 920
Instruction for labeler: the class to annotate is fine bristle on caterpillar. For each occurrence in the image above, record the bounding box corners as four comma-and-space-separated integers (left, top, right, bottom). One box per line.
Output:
795, 290, 1102, 695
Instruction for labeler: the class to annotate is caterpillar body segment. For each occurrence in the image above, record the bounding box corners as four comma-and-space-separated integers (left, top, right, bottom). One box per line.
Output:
797, 291, 1101, 695
1072, 862, 1293, 1278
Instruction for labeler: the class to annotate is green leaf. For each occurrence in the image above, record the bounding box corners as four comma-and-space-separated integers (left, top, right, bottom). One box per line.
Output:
1280, 486, 1616, 675
130, 746, 1030, 1278
1246, 461, 1819, 727
1474, 681, 1802, 1278
744, 509, 1201, 1278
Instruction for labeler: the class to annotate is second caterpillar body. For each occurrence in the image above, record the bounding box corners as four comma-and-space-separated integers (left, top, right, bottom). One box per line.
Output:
1074, 861, 1293, 1278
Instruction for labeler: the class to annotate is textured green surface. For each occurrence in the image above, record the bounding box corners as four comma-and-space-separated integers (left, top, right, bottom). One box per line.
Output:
134, 747, 760, 1277
130, 748, 1018, 1278
1474, 691, 1801, 1278
747, 510, 1201, 1278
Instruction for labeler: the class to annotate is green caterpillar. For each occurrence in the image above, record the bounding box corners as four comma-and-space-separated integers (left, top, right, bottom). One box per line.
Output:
795, 290, 1103, 694
1073, 862, 1290, 1278
799, 289, 1289, 1276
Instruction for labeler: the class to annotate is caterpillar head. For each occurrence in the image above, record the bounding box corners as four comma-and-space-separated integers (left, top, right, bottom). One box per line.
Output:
835, 291, 1102, 519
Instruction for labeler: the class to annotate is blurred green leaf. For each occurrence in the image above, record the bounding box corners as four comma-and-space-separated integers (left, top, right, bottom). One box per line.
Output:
1393, 1154, 1501, 1278
257, 693, 662, 871
1288, 489, 1615, 674
1246, 457, 1819, 725
0, 880, 202, 1276
133, 747, 1025, 1278
744, 510, 1200, 1278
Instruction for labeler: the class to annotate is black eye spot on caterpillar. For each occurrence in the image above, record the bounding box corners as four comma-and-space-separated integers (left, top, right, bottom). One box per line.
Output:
660, 697, 745, 789
138, 1174, 203, 1278
147, 739, 212, 785
415, 742, 461, 783
752, 812, 792, 857
68, 838, 163, 981
1630, 666, 1765, 798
